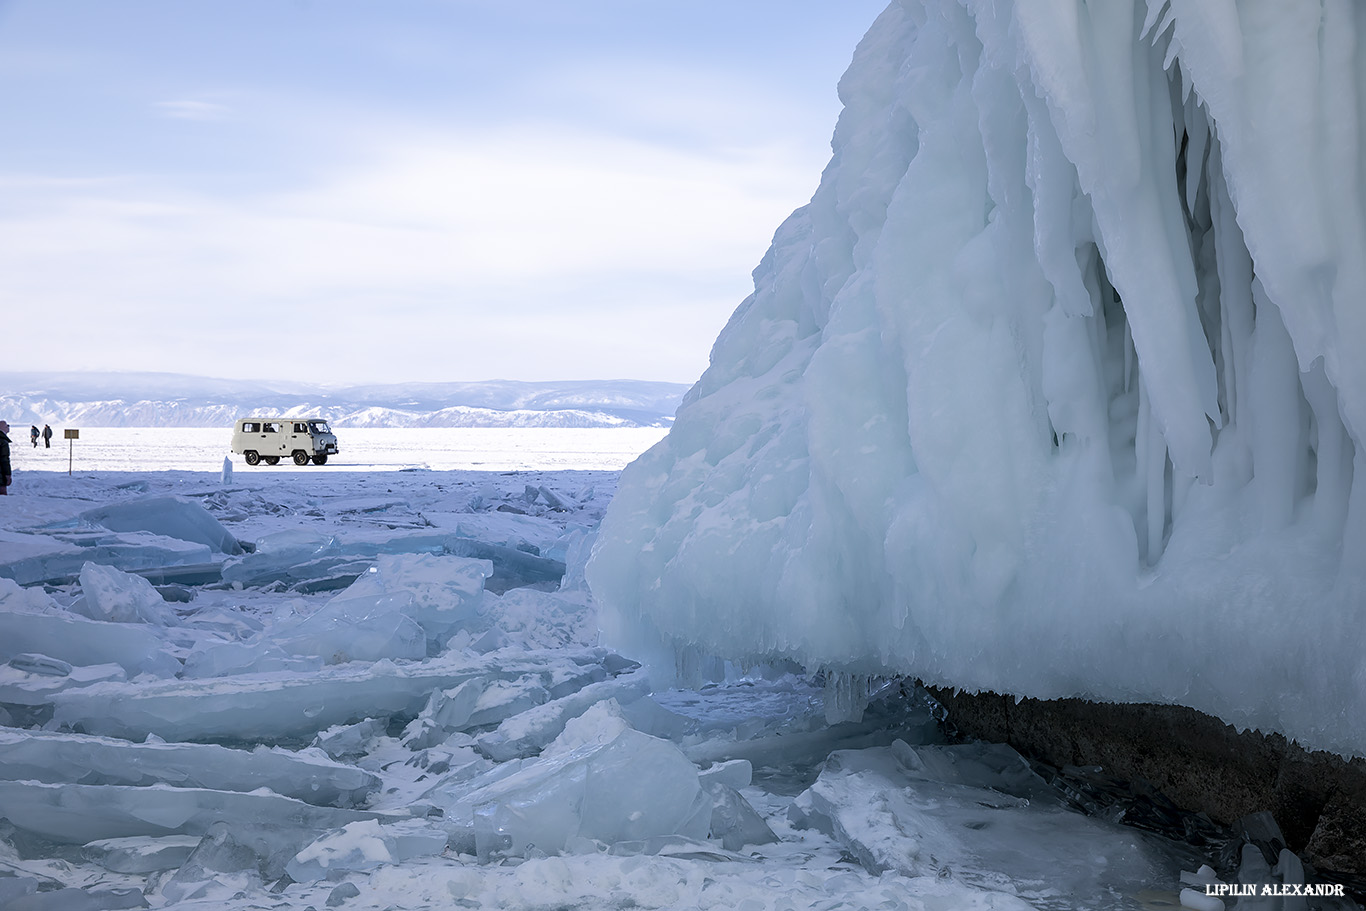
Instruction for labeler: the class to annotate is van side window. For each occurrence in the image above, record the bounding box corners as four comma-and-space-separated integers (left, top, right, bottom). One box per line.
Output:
264, 422, 281, 433
294, 423, 308, 433
242, 422, 260, 433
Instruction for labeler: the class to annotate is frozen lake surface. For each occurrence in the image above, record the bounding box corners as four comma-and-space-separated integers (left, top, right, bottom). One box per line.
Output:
12, 427, 671, 474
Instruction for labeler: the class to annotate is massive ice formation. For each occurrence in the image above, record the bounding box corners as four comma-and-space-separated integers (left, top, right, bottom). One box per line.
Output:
589, 0, 1366, 756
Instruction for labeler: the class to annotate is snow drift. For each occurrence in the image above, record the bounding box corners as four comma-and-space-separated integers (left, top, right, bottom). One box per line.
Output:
589, 0, 1366, 757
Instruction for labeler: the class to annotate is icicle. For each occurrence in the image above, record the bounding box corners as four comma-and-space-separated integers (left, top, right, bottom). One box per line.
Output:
1136, 372, 1148, 457
1302, 361, 1352, 537
1207, 145, 1254, 430
824, 672, 876, 724
1183, 96, 1209, 217
1082, 246, 1109, 354
1123, 319, 1135, 395
1140, 0, 1173, 41
1026, 104, 1094, 318
674, 644, 724, 689
1247, 280, 1305, 530
1135, 376, 1150, 551
1141, 381, 1169, 561
1162, 30, 1181, 72
1152, 5, 1177, 45
1219, 299, 1236, 425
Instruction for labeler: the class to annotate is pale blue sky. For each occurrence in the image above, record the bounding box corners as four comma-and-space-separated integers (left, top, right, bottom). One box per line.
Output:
0, 1, 886, 385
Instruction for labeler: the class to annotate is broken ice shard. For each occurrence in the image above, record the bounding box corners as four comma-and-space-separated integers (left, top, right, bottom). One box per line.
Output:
0, 579, 179, 678
78, 495, 242, 555
0, 728, 378, 806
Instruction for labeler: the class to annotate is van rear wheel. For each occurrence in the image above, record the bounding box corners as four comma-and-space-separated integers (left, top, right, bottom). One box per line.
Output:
264, 456, 280, 465
312, 454, 328, 465
292, 450, 310, 466
244, 451, 260, 466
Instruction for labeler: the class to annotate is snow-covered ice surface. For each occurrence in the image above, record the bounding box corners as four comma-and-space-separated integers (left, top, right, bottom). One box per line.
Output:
589, 0, 1366, 759
10, 427, 670, 474
0, 438, 1268, 910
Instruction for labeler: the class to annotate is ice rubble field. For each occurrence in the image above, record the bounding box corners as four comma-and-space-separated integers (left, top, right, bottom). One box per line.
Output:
0, 455, 1287, 910
589, 0, 1366, 760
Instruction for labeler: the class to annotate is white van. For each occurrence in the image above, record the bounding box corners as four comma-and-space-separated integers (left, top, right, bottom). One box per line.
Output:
231, 418, 339, 466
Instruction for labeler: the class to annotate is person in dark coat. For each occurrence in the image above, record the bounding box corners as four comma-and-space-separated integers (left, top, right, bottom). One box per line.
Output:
42, 424, 52, 448
0, 421, 12, 495
30, 425, 39, 447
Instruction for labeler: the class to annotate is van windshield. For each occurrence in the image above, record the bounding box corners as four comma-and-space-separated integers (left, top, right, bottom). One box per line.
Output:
309, 421, 331, 433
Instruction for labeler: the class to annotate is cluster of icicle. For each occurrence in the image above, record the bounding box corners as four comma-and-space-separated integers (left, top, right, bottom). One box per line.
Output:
588, 0, 1366, 757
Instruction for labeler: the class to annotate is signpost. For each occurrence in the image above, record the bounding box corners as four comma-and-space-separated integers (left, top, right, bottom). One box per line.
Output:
64, 428, 78, 476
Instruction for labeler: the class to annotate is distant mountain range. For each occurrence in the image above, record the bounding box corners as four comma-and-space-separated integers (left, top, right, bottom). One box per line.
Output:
0, 372, 690, 429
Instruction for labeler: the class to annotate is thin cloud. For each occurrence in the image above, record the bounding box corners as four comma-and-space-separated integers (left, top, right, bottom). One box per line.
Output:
0, 122, 815, 382
154, 100, 230, 121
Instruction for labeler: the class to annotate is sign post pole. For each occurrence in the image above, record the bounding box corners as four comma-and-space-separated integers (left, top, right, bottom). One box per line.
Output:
64, 428, 79, 477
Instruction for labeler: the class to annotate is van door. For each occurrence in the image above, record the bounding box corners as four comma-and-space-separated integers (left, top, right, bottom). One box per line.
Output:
261, 421, 286, 458
290, 421, 311, 455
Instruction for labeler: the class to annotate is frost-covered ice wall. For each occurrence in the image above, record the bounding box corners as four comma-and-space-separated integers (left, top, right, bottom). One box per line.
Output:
589, 0, 1366, 757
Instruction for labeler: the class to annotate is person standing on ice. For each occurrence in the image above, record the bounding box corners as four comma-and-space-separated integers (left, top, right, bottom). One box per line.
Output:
30, 425, 39, 447
0, 421, 12, 495
41, 424, 52, 448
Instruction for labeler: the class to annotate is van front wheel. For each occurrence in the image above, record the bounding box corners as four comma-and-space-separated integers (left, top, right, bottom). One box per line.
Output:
312, 454, 328, 465
244, 451, 260, 466
292, 450, 310, 466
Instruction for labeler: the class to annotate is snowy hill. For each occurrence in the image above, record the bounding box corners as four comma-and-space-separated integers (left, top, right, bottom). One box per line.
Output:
589, 1, 1366, 758
0, 373, 688, 429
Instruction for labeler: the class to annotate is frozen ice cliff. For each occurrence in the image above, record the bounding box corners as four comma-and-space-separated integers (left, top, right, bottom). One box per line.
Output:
589, 0, 1366, 758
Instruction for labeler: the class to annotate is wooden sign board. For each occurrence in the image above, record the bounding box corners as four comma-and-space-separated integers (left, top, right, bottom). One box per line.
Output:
64, 429, 79, 439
